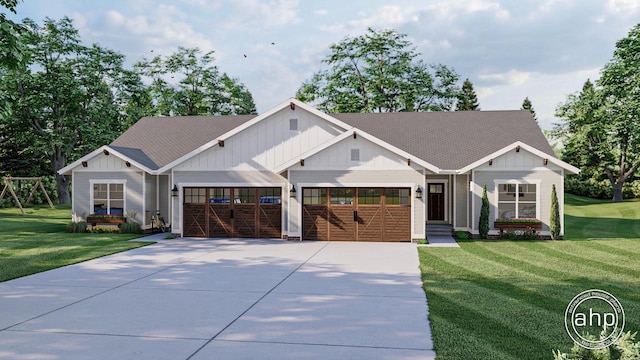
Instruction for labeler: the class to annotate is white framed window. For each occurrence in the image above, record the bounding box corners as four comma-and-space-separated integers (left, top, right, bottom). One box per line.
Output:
91, 180, 126, 215
494, 180, 539, 219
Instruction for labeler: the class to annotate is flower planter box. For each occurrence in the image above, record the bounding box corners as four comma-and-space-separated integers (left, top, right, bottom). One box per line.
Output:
86, 215, 126, 227
494, 220, 542, 234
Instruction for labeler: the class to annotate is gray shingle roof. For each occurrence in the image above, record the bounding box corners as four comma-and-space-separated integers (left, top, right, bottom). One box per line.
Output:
110, 115, 256, 169
333, 110, 554, 170
109, 110, 552, 171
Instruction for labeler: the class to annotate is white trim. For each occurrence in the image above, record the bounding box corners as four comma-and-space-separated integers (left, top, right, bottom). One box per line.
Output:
89, 179, 127, 215
457, 141, 580, 174
58, 145, 155, 175
466, 173, 470, 229
71, 169, 76, 215
471, 170, 475, 231
274, 128, 441, 174
158, 98, 353, 173
560, 169, 565, 235
493, 179, 542, 221
142, 172, 146, 225
453, 174, 457, 228
426, 179, 449, 223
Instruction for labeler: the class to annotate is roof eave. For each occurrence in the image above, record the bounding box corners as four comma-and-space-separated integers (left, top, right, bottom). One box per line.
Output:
57, 145, 156, 175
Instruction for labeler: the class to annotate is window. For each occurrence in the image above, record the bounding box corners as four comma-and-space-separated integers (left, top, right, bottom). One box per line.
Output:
235, 188, 256, 204
209, 188, 230, 203
497, 183, 537, 219
92, 183, 125, 215
351, 149, 360, 161
429, 184, 443, 194
289, 118, 298, 131
330, 188, 354, 205
259, 188, 281, 204
184, 188, 206, 203
303, 188, 326, 205
358, 188, 381, 204
386, 188, 410, 205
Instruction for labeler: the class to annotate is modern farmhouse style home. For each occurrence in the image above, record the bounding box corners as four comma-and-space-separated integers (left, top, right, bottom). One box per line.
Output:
59, 99, 579, 241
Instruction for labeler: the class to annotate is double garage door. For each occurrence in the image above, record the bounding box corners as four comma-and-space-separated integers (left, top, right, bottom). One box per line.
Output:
302, 187, 411, 242
183, 187, 282, 238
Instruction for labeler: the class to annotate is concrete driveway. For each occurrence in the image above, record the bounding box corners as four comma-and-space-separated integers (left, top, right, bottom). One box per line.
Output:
0, 237, 435, 359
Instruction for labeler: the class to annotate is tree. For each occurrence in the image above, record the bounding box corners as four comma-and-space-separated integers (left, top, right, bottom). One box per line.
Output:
555, 24, 640, 202
549, 184, 560, 240
456, 78, 479, 111
521, 97, 537, 121
0, 17, 146, 203
135, 47, 256, 116
479, 185, 489, 239
0, 0, 26, 70
296, 28, 460, 113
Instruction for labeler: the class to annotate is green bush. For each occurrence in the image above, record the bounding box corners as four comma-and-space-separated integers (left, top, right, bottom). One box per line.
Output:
119, 221, 141, 234
565, 177, 640, 199
500, 229, 539, 240
66, 221, 87, 233
550, 184, 561, 240
553, 329, 640, 359
455, 231, 469, 240
479, 185, 489, 239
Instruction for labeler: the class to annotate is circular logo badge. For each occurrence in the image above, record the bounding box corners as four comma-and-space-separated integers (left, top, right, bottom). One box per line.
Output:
564, 289, 625, 349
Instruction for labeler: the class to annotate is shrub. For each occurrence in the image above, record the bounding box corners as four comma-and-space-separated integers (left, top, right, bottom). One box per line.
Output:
165, 233, 175, 239
550, 184, 561, 240
479, 185, 489, 239
120, 211, 142, 234
500, 228, 539, 240
88, 226, 120, 233
553, 329, 640, 360
66, 212, 86, 233
565, 177, 640, 199
455, 231, 469, 240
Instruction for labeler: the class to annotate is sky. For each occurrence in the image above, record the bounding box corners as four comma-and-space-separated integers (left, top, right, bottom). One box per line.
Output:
7, 0, 640, 130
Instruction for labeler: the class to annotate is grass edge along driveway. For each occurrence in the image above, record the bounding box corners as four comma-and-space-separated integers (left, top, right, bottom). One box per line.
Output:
0, 205, 153, 283
419, 194, 640, 359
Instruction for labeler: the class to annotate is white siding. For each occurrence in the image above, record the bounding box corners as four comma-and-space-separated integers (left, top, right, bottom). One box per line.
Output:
293, 136, 423, 171
174, 107, 343, 171
455, 175, 469, 229
72, 171, 144, 218
84, 152, 132, 171
476, 148, 559, 171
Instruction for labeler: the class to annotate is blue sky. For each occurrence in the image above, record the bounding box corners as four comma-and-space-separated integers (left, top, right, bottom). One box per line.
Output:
8, 0, 640, 129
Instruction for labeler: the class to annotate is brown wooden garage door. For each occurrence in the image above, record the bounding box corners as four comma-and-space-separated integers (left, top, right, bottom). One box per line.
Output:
183, 187, 281, 238
302, 187, 411, 242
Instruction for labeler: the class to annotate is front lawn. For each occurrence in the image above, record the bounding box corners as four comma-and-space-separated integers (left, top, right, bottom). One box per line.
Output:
419, 194, 640, 359
0, 205, 153, 282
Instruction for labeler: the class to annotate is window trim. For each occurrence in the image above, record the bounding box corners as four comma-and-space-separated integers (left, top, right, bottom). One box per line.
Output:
493, 179, 540, 220
89, 179, 127, 215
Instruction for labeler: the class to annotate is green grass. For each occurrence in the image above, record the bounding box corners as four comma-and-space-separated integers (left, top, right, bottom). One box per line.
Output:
0, 205, 153, 282
419, 194, 640, 359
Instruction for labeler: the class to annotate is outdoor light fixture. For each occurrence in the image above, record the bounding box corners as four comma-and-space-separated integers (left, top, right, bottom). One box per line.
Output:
415, 186, 423, 199
171, 185, 178, 197
290, 184, 296, 195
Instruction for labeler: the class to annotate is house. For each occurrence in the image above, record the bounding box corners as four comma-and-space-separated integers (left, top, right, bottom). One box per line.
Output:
58, 99, 579, 241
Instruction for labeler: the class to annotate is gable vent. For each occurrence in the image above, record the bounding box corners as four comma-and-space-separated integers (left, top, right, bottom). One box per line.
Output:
290, 118, 298, 131
351, 149, 360, 161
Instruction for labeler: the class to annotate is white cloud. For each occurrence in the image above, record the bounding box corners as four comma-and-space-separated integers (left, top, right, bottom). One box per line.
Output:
478, 70, 531, 86
314, 9, 328, 16
221, 0, 301, 29
607, 0, 640, 13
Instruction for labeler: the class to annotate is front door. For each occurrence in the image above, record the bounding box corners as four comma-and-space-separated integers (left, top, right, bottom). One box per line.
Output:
428, 183, 445, 221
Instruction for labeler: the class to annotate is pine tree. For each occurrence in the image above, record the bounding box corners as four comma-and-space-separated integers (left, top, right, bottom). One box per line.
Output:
550, 184, 560, 240
456, 78, 480, 111
479, 185, 490, 239
522, 97, 537, 121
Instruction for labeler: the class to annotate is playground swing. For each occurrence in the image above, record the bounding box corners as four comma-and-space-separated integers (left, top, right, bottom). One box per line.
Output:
0, 177, 55, 214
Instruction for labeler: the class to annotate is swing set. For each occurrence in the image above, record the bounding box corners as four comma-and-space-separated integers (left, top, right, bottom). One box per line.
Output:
0, 177, 55, 214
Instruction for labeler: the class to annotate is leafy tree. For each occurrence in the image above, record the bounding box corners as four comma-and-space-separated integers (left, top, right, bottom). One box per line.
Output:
135, 47, 256, 116
479, 185, 489, 239
521, 97, 537, 121
0, 17, 146, 203
296, 28, 460, 113
549, 184, 560, 240
456, 78, 479, 111
555, 24, 640, 202
0, 0, 26, 70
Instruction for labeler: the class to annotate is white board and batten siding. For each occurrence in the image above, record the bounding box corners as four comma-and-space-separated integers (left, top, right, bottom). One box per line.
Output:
174, 107, 344, 172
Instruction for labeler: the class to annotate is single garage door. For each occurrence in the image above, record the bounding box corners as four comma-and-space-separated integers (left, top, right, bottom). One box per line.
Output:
183, 187, 282, 238
302, 187, 411, 242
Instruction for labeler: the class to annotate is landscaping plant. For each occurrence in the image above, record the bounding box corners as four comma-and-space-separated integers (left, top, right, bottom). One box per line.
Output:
550, 184, 561, 240
66, 212, 87, 233
479, 184, 489, 239
553, 329, 640, 360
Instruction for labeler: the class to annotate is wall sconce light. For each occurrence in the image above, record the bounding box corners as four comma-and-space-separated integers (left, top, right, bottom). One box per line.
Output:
415, 186, 423, 199
290, 184, 296, 195
171, 185, 178, 197
103, 149, 109, 155
81, 161, 88, 167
